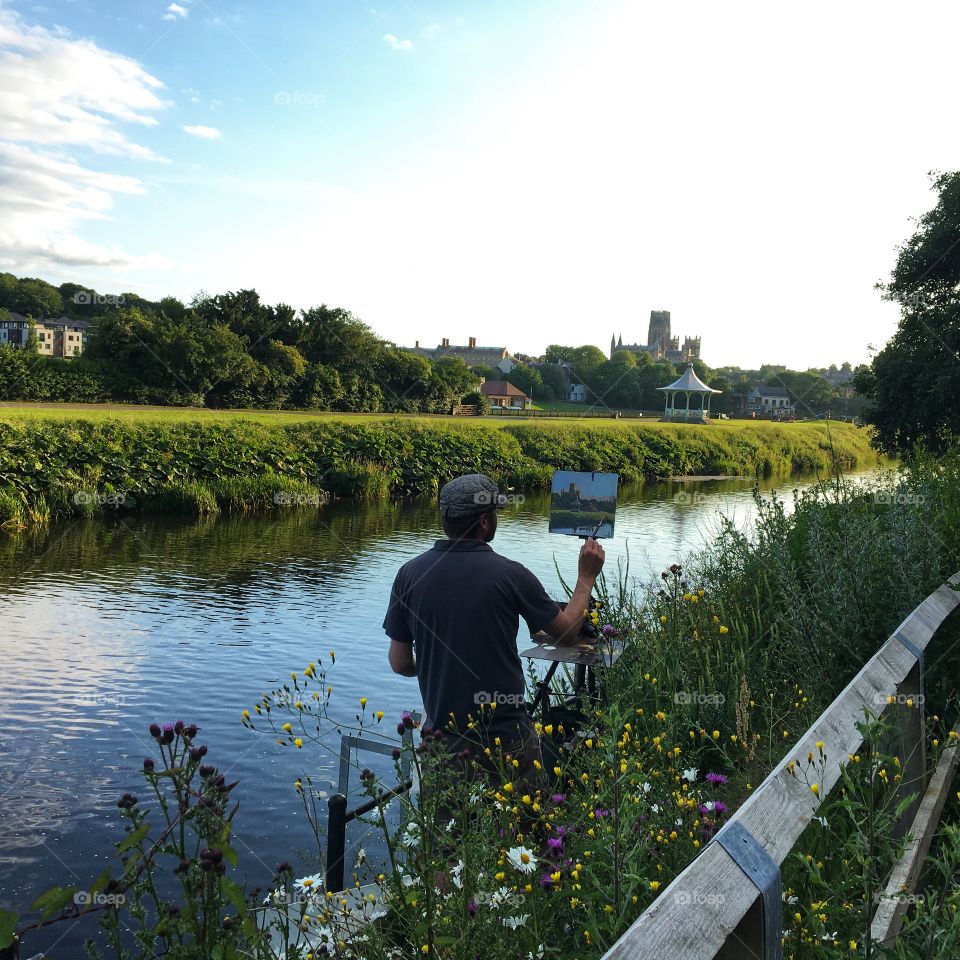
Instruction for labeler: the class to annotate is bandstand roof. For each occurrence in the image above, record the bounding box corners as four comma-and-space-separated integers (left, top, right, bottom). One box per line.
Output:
657, 365, 721, 394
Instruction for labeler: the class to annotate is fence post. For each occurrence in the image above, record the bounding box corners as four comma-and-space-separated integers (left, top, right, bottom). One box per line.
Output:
891, 635, 926, 840
326, 793, 348, 893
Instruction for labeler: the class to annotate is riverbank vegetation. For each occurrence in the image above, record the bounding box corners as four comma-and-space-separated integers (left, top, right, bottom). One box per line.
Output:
5, 451, 959, 959
0, 415, 878, 526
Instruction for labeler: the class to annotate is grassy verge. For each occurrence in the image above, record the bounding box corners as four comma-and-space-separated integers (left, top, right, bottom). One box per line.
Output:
0, 413, 880, 525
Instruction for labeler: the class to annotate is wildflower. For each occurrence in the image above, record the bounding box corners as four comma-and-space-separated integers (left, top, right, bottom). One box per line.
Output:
705, 772, 728, 786
649, 881, 660, 891
359, 698, 367, 708
503, 915, 529, 930
711, 730, 720, 740
375, 710, 384, 721
507, 846, 537, 873
294, 738, 303, 749
282, 722, 292, 733
810, 783, 820, 796
719, 625, 729, 634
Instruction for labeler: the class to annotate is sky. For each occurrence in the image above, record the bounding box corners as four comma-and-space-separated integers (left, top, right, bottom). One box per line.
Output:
0, 0, 958, 370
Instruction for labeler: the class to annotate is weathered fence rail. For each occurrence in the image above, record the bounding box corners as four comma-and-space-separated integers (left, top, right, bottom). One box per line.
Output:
602, 574, 960, 960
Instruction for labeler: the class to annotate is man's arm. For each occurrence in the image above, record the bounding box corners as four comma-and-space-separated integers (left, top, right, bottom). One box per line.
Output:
389, 639, 417, 677
543, 537, 605, 645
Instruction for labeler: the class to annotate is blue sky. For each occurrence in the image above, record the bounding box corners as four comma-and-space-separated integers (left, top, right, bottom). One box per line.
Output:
2, 0, 959, 368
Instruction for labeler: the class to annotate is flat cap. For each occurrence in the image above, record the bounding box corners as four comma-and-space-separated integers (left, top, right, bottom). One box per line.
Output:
439, 473, 506, 519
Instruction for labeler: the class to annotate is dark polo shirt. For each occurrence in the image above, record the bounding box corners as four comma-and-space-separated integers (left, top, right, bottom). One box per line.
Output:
383, 539, 560, 741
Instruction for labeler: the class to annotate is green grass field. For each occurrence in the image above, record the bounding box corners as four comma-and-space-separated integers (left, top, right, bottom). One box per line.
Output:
0, 401, 861, 439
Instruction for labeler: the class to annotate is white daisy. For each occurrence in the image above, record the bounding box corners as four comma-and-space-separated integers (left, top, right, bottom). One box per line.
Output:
506, 846, 537, 874
682, 767, 698, 782
293, 873, 324, 900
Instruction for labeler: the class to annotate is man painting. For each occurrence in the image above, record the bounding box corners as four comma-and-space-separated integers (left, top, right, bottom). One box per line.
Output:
383, 473, 605, 795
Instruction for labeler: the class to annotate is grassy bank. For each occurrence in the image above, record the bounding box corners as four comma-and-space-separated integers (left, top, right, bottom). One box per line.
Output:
0, 413, 880, 525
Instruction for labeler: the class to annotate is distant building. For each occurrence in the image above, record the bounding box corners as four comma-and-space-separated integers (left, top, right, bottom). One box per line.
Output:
0, 311, 89, 358
611, 310, 701, 364
480, 380, 530, 410
406, 337, 517, 373
746, 385, 795, 417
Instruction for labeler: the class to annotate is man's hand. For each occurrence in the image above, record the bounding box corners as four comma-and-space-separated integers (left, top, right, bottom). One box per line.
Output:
543, 537, 606, 645
578, 537, 605, 579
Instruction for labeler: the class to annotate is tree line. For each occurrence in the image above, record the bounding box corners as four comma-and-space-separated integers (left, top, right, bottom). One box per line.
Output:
0, 270, 862, 416
0, 283, 477, 411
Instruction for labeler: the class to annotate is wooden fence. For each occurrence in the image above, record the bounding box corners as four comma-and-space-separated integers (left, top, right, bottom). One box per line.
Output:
602, 574, 960, 960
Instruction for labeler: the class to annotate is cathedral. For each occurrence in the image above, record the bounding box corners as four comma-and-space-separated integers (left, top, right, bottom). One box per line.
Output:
610, 310, 701, 364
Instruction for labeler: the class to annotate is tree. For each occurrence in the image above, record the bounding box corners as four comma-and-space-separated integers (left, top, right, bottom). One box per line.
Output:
506, 362, 544, 399
856, 171, 960, 451
537, 363, 569, 400
569, 345, 606, 377
544, 344, 576, 364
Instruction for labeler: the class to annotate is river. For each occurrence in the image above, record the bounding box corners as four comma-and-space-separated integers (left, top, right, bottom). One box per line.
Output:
0, 468, 885, 954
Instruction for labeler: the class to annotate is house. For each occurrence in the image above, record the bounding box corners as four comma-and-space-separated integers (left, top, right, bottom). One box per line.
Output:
480, 380, 530, 410
746, 385, 795, 417
407, 337, 518, 373
532, 359, 588, 403
0, 311, 90, 358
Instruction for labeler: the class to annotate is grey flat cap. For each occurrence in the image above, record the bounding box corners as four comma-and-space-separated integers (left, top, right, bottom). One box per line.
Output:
439, 473, 506, 519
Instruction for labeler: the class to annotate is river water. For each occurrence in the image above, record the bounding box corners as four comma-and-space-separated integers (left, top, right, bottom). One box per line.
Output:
0, 468, 885, 954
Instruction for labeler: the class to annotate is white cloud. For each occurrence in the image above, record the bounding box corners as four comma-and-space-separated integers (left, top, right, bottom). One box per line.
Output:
383, 33, 413, 52
0, 6, 167, 271
182, 124, 221, 139
162, 3, 188, 21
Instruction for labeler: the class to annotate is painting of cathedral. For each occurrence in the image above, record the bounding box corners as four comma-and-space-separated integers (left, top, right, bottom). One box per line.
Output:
549, 470, 618, 538
610, 310, 701, 365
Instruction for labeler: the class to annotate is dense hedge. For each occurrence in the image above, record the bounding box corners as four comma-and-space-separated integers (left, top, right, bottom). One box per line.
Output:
0, 417, 879, 524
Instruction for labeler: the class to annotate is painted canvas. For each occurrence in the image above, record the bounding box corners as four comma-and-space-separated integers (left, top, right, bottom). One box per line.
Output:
549, 470, 617, 538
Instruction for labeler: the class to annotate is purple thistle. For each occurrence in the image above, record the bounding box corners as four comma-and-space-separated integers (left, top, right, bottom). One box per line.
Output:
705, 772, 728, 786
551, 793, 566, 805
540, 872, 555, 888
547, 837, 563, 851
467, 901, 477, 916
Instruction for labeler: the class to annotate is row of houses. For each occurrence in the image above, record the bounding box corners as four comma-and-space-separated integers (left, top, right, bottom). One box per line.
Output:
0, 312, 90, 358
